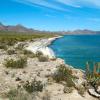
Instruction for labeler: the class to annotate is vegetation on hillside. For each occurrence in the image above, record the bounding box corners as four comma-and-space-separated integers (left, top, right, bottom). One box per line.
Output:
4, 57, 27, 68
52, 64, 76, 87
0, 31, 56, 46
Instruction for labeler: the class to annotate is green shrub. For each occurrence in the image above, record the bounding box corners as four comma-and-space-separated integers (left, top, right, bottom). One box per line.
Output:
36, 51, 43, 57
5, 88, 36, 100
0, 44, 7, 50
38, 55, 48, 62
4, 57, 27, 68
52, 64, 75, 87
16, 43, 25, 50
63, 86, 73, 93
7, 49, 15, 55
77, 85, 86, 97
23, 50, 36, 58
24, 79, 44, 93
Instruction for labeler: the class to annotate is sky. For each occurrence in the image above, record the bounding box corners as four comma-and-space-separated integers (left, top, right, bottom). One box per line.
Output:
0, 0, 100, 31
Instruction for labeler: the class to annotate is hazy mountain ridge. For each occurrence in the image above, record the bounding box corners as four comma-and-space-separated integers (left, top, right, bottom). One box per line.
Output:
0, 22, 40, 33
0, 22, 100, 34
64, 29, 100, 34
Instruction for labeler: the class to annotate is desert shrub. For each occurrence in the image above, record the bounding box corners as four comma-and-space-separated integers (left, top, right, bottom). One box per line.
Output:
15, 43, 25, 50
6, 40, 16, 46
24, 79, 44, 93
63, 86, 73, 93
23, 50, 36, 58
38, 55, 48, 62
7, 49, 15, 55
36, 51, 43, 57
77, 85, 86, 97
52, 64, 75, 87
0, 44, 7, 50
5, 88, 36, 100
4, 57, 27, 68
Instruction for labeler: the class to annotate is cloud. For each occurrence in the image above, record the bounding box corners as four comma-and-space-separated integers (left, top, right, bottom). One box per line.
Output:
13, 0, 68, 12
82, 0, 100, 7
12, 0, 100, 12
56, 0, 81, 8
57, 0, 100, 8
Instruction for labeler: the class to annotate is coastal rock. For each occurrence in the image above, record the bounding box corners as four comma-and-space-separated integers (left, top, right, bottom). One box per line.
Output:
88, 88, 100, 98
96, 86, 100, 94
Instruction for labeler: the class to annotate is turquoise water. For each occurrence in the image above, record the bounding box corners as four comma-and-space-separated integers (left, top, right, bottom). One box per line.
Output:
49, 35, 100, 70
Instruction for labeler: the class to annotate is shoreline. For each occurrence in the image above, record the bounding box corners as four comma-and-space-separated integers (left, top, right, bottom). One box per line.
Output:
25, 35, 85, 72
25, 35, 63, 59
25, 35, 88, 78
48, 36, 85, 73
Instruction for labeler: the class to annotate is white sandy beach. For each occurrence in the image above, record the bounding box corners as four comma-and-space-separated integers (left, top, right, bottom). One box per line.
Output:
25, 36, 62, 59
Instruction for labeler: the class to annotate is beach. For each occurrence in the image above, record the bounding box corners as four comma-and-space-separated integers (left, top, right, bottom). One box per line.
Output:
25, 36, 62, 59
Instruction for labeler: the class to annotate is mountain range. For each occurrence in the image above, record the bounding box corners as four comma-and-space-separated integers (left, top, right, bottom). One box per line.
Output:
0, 22, 100, 34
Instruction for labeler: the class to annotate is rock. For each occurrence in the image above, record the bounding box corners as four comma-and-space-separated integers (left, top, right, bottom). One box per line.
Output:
88, 88, 100, 98
96, 86, 100, 94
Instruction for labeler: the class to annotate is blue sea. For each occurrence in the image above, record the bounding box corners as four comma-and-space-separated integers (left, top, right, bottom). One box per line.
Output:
49, 35, 100, 70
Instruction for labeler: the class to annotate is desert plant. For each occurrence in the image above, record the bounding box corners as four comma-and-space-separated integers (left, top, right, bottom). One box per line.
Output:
52, 64, 75, 87
15, 43, 25, 50
24, 79, 44, 93
5, 88, 36, 100
4, 57, 27, 68
7, 49, 15, 55
36, 51, 43, 57
0, 44, 7, 50
23, 50, 36, 58
63, 86, 73, 93
77, 85, 86, 97
38, 55, 48, 62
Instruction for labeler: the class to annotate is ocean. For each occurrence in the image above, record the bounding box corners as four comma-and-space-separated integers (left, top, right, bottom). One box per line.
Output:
49, 34, 100, 71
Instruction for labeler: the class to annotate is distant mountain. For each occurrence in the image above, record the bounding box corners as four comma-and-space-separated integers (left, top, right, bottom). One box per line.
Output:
61, 29, 100, 35
0, 22, 38, 33
0, 22, 100, 34
0, 22, 59, 34
0, 22, 6, 30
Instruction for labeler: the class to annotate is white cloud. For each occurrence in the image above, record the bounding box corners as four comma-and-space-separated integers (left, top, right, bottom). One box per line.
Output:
12, 0, 100, 12
57, 0, 81, 8
13, 0, 68, 12
57, 0, 100, 8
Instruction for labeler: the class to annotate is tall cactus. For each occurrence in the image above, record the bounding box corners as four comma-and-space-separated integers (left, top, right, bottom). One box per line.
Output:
93, 63, 98, 75
86, 61, 90, 79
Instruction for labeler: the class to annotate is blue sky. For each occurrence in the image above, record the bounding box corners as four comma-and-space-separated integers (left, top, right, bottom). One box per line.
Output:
0, 0, 100, 31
